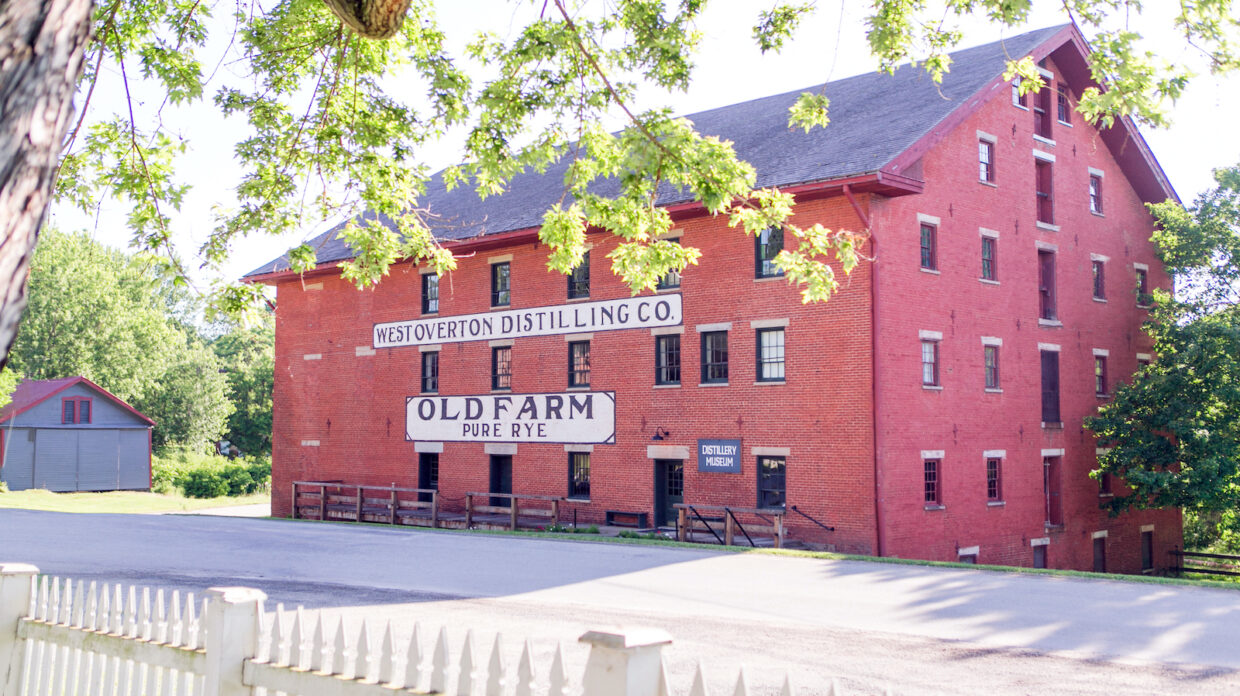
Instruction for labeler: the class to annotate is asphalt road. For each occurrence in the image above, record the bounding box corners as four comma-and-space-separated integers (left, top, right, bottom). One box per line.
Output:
3, 509, 1240, 694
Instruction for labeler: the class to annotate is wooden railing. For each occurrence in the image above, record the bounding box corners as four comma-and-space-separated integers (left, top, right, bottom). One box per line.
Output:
1170, 548, 1240, 578
674, 503, 785, 548
291, 482, 438, 528
464, 492, 561, 531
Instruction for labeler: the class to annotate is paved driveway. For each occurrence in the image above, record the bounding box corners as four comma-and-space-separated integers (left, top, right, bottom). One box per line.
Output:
3, 510, 1239, 694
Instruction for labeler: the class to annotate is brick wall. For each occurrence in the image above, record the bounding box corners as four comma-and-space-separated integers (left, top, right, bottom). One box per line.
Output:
270, 195, 879, 553
868, 57, 1181, 572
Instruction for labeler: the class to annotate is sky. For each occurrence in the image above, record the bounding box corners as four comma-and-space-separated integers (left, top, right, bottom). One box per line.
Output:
46, 1, 1240, 289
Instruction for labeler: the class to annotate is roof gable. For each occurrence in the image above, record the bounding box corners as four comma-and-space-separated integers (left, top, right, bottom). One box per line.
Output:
0, 377, 155, 426
246, 23, 1173, 279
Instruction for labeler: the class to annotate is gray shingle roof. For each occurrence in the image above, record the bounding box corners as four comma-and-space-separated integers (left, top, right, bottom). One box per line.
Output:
246, 25, 1066, 278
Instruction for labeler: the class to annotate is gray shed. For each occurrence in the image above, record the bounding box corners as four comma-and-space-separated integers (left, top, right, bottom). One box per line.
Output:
0, 377, 154, 492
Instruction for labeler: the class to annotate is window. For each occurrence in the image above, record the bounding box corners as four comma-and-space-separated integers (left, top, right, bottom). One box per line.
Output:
1089, 175, 1103, 215
919, 223, 937, 270
1056, 85, 1071, 123
986, 458, 1002, 501
421, 273, 439, 314
1038, 250, 1056, 320
1011, 78, 1027, 107
984, 345, 1000, 390
1033, 82, 1053, 138
1092, 260, 1106, 300
1094, 356, 1108, 396
568, 340, 591, 388
756, 328, 785, 382
924, 459, 941, 506
1044, 456, 1063, 526
568, 452, 591, 499
492, 346, 512, 390
568, 252, 590, 299
1035, 160, 1054, 224
1041, 350, 1061, 423
981, 236, 997, 281
421, 351, 439, 393
61, 398, 90, 424
1141, 531, 1154, 572
755, 227, 783, 278
757, 456, 786, 508
921, 340, 940, 387
655, 334, 681, 385
1099, 472, 1113, 496
701, 331, 729, 384
1135, 267, 1152, 306
978, 139, 995, 183
657, 240, 681, 289
491, 262, 510, 307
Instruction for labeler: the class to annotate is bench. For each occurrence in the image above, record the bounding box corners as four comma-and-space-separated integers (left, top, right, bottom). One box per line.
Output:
605, 510, 649, 528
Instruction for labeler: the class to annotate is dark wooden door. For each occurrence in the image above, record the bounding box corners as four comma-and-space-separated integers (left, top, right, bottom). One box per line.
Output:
654, 459, 684, 527
418, 452, 438, 503
1093, 536, 1107, 573
1033, 545, 1047, 569
489, 455, 512, 507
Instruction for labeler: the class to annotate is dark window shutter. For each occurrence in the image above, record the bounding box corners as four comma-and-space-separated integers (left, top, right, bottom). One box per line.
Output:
1041, 351, 1060, 422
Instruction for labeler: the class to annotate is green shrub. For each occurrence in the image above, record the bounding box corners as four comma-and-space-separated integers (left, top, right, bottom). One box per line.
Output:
181, 470, 229, 498
151, 447, 272, 498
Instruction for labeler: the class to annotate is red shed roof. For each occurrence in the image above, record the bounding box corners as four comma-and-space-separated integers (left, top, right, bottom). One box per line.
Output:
0, 376, 155, 426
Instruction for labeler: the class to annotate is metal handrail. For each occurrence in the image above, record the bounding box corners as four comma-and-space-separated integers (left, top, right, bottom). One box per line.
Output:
687, 505, 724, 545
790, 505, 836, 532
725, 507, 755, 547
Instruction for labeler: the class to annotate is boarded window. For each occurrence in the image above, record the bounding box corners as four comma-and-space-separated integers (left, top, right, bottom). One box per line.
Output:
1041, 351, 1060, 423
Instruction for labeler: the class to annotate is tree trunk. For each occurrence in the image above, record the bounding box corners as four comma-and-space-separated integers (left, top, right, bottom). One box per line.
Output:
0, 0, 93, 369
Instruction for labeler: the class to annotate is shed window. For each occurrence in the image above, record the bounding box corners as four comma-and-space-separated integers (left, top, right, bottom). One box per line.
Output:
62, 400, 75, 424
61, 398, 91, 424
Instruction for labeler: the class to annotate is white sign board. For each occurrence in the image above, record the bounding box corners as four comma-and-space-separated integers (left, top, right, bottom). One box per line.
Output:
375, 294, 682, 348
406, 392, 616, 444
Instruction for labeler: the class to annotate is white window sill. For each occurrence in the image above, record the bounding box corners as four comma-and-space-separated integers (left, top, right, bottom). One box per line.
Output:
491, 388, 512, 394
979, 278, 999, 286
1038, 319, 1063, 327
655, 286, 681, 293
984, 388, 1003, 394
920, 268, 940, 275
1099, 493, 1115, 499
1041, 421, 1063, 430
754, 380, 786, 386
565, 497, 590, 503
1091, 211, 1105, 218
1093, 297, 1108, 303
979, 180, 997, 188
922, 385, 943, 391
566, 296, 592, 303
1137, 304, 1153, 310
754, 275, 785, 284
1036, 221, 1061, 232
924, 504, 946, 512
698, 382, 729, 388
1057, 120, 1073, 128
987, 501, 1006, 507
422, 312, 439, 318
1013, 104, 1029, 111
490, 305, 510, 311
1033, 135, 1056, 146
568, 385, 591, 391
652, 383, 681, 389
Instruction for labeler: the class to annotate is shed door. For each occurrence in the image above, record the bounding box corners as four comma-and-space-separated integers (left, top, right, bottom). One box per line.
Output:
118, 430, 150, 490
34, 430, 78, 492
78, 430, 120, 491
1, 429, 36, 490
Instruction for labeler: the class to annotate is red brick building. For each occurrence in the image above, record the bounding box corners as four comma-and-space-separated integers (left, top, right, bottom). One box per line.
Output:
247, 24, 1181, 573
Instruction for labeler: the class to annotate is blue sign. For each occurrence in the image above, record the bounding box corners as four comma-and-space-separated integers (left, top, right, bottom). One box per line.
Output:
697, 439, 741, 473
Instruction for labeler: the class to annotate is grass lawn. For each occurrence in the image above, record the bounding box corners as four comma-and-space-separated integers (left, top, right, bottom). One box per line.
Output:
0, 489, 269, 514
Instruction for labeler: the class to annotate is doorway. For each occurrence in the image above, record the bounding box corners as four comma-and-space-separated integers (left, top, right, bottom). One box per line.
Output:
417, 452, 438, 503
653, 459, 684, 527
489, 455, 512, 507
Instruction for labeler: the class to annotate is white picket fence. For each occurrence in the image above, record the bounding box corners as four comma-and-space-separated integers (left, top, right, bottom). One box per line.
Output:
0, 564, 870, 696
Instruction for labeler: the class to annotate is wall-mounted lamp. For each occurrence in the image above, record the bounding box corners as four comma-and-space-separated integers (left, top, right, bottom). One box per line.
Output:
651, 427, 671, 441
